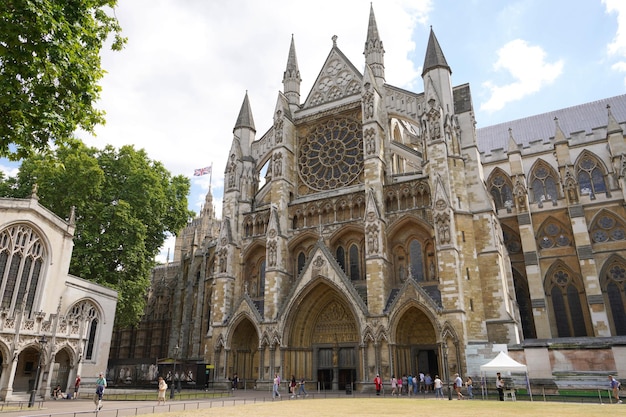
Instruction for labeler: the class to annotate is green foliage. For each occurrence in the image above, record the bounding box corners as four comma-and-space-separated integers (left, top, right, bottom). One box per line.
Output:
0, 0, 126, 160
0, 141, 193, 326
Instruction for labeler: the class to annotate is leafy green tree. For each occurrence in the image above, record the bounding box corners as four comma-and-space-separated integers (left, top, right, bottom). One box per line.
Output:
0, 0, 126, 160
2, 140, 193, 326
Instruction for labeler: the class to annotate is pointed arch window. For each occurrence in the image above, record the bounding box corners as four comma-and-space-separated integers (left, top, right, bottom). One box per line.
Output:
589, 212, 626, 243
297, 252, 306, 278
259, 260, 266, 297
537, 219, 572, 249
336, 247, 345, 272
349, 244, 360, 280
601, 258, 626, 335
577, 153, 607, 197
546, 266, 589, 337
513, 270, 536, 338
0, 224, 45, 314
69, 301, 100, 360
489, 171, 514, 210
409, 239, 424, 281
530, 163, 559, 203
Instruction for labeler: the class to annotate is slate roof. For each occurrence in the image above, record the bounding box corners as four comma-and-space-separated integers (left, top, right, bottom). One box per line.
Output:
476, 94, 626, 154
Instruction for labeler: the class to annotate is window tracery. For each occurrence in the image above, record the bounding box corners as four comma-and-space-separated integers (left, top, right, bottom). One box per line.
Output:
536, 219, 572, 249
545, 263, 588, 337
488, 170, 514, 210
590, 211, 626, 243
69, 300, 100, 360
298, 116, 363, 192
529, 161, 559, 203
576, 152, 607, 197
0, 224, 45, 314
601, 257, 626, 335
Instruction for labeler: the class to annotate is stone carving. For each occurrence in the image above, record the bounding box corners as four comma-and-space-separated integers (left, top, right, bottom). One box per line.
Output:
366, 223, 379, 254
273, 152, 283, 177
218, 248, 228, 273
363, 82, 374, 120
274, 110, 284, 144
267, 241, 277, 267
513, 175, 527, 212
435, 212, 451, 244
364, 127, 376, 156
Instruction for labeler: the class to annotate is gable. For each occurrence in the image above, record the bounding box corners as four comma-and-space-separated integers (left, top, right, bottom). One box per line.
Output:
303, 47, 363, 109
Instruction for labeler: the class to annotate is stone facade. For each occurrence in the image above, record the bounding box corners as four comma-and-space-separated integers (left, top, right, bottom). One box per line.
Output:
109, 5, 626, 391
0, 195, 118, 400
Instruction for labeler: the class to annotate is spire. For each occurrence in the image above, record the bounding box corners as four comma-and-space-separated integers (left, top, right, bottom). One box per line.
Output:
283, 35, 301, 106
607, 104, 623, 135
553, 116, 566, 142
234, 91, 256, 133
507, 128, 520, 153
364, 4, 385, 84
422, 27, 450, 77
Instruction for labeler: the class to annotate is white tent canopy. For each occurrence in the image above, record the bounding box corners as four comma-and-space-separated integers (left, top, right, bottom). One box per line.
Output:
480, 351, 532, 401
480, 351, 527, 374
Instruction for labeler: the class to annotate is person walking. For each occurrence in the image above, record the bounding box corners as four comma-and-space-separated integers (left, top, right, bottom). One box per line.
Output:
407, 373, 413, 396
374, 374, 382, 396
73, 375, 81, 400
272, 373, 281, 400
157, 376, 168, 405
434, 375, 443, 399
465, 375, 474, 399
454, 373, 464, 399
496, 372, 505, 401
290, 375, 297, 398
297, 377, 308, 397
425, 373, 432, 393
390, 375, 397, 396
419, 371, 425, 393
609, 375, 622, 403
94, 372, 107, 411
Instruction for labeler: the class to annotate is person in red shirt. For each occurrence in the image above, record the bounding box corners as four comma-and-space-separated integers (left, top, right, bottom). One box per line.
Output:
374, 374, 382, 396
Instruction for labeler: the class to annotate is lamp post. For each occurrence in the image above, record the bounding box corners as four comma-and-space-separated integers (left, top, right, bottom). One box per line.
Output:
443, 342, 451, 400
28, 336, 47, 408
170, 345, 179, 400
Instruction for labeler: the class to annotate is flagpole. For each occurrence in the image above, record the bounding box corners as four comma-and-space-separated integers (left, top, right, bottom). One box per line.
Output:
209, 162, 213, 192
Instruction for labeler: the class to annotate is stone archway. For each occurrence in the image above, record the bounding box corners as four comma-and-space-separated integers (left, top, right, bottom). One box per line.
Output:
14, 347, 43, 392
286, 282, 359, 390
229, 318, 259, 387
394, 306, 438, 381
50, 349, 71, 392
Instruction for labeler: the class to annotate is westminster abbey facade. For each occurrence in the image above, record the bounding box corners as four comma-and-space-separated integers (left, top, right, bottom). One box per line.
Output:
108, 6, 626, 390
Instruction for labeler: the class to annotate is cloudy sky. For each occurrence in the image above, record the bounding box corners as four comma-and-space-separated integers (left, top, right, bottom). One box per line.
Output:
4, 0, 626, 261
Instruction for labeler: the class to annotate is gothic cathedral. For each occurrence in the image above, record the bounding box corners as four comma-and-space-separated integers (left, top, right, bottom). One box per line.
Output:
108, 5, 626, 390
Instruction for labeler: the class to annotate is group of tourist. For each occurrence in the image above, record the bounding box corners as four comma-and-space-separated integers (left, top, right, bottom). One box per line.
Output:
271, 374, 308, 399
374, 372, 474, 399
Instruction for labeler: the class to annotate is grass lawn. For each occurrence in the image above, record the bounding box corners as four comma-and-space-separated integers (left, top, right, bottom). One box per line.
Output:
151, 397, 622, 417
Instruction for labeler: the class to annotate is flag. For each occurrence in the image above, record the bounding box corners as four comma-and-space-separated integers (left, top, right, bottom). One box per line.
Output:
194, 166, 211, 176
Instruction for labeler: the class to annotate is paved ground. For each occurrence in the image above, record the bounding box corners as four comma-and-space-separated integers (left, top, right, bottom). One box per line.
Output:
1, 388, 378, 417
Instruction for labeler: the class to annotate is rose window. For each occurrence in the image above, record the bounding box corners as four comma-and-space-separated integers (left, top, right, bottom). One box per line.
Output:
298, 117, 363, 191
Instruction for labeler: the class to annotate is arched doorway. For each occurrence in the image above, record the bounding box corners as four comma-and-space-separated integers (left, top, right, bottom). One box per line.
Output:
15, 347, 43, 392
50, 349, 71, 392
395, 306, 438, 378
229, 317, 259, 388
287, 282, 360, 391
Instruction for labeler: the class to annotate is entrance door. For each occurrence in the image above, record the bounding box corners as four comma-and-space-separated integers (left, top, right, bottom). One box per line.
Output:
317, 369, 332, 390
416, 349, 438, 376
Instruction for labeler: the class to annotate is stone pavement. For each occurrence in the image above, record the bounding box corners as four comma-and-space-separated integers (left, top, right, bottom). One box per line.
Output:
1, 388, 441, 417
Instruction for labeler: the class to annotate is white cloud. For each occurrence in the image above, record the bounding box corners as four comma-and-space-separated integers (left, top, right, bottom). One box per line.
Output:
480, 39, 563, 112
0, 163, 19, 178
604, 0, 626, 87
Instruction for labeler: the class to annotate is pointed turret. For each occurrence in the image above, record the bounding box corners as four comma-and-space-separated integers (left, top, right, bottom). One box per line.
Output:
507, 128, 520, 154
422, 27, 451, 76
608, 104, 623, 135
233, 92, 256, 156
364, 4, 385, 85
283, 35, 301, 108
234, 91, 256, 132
